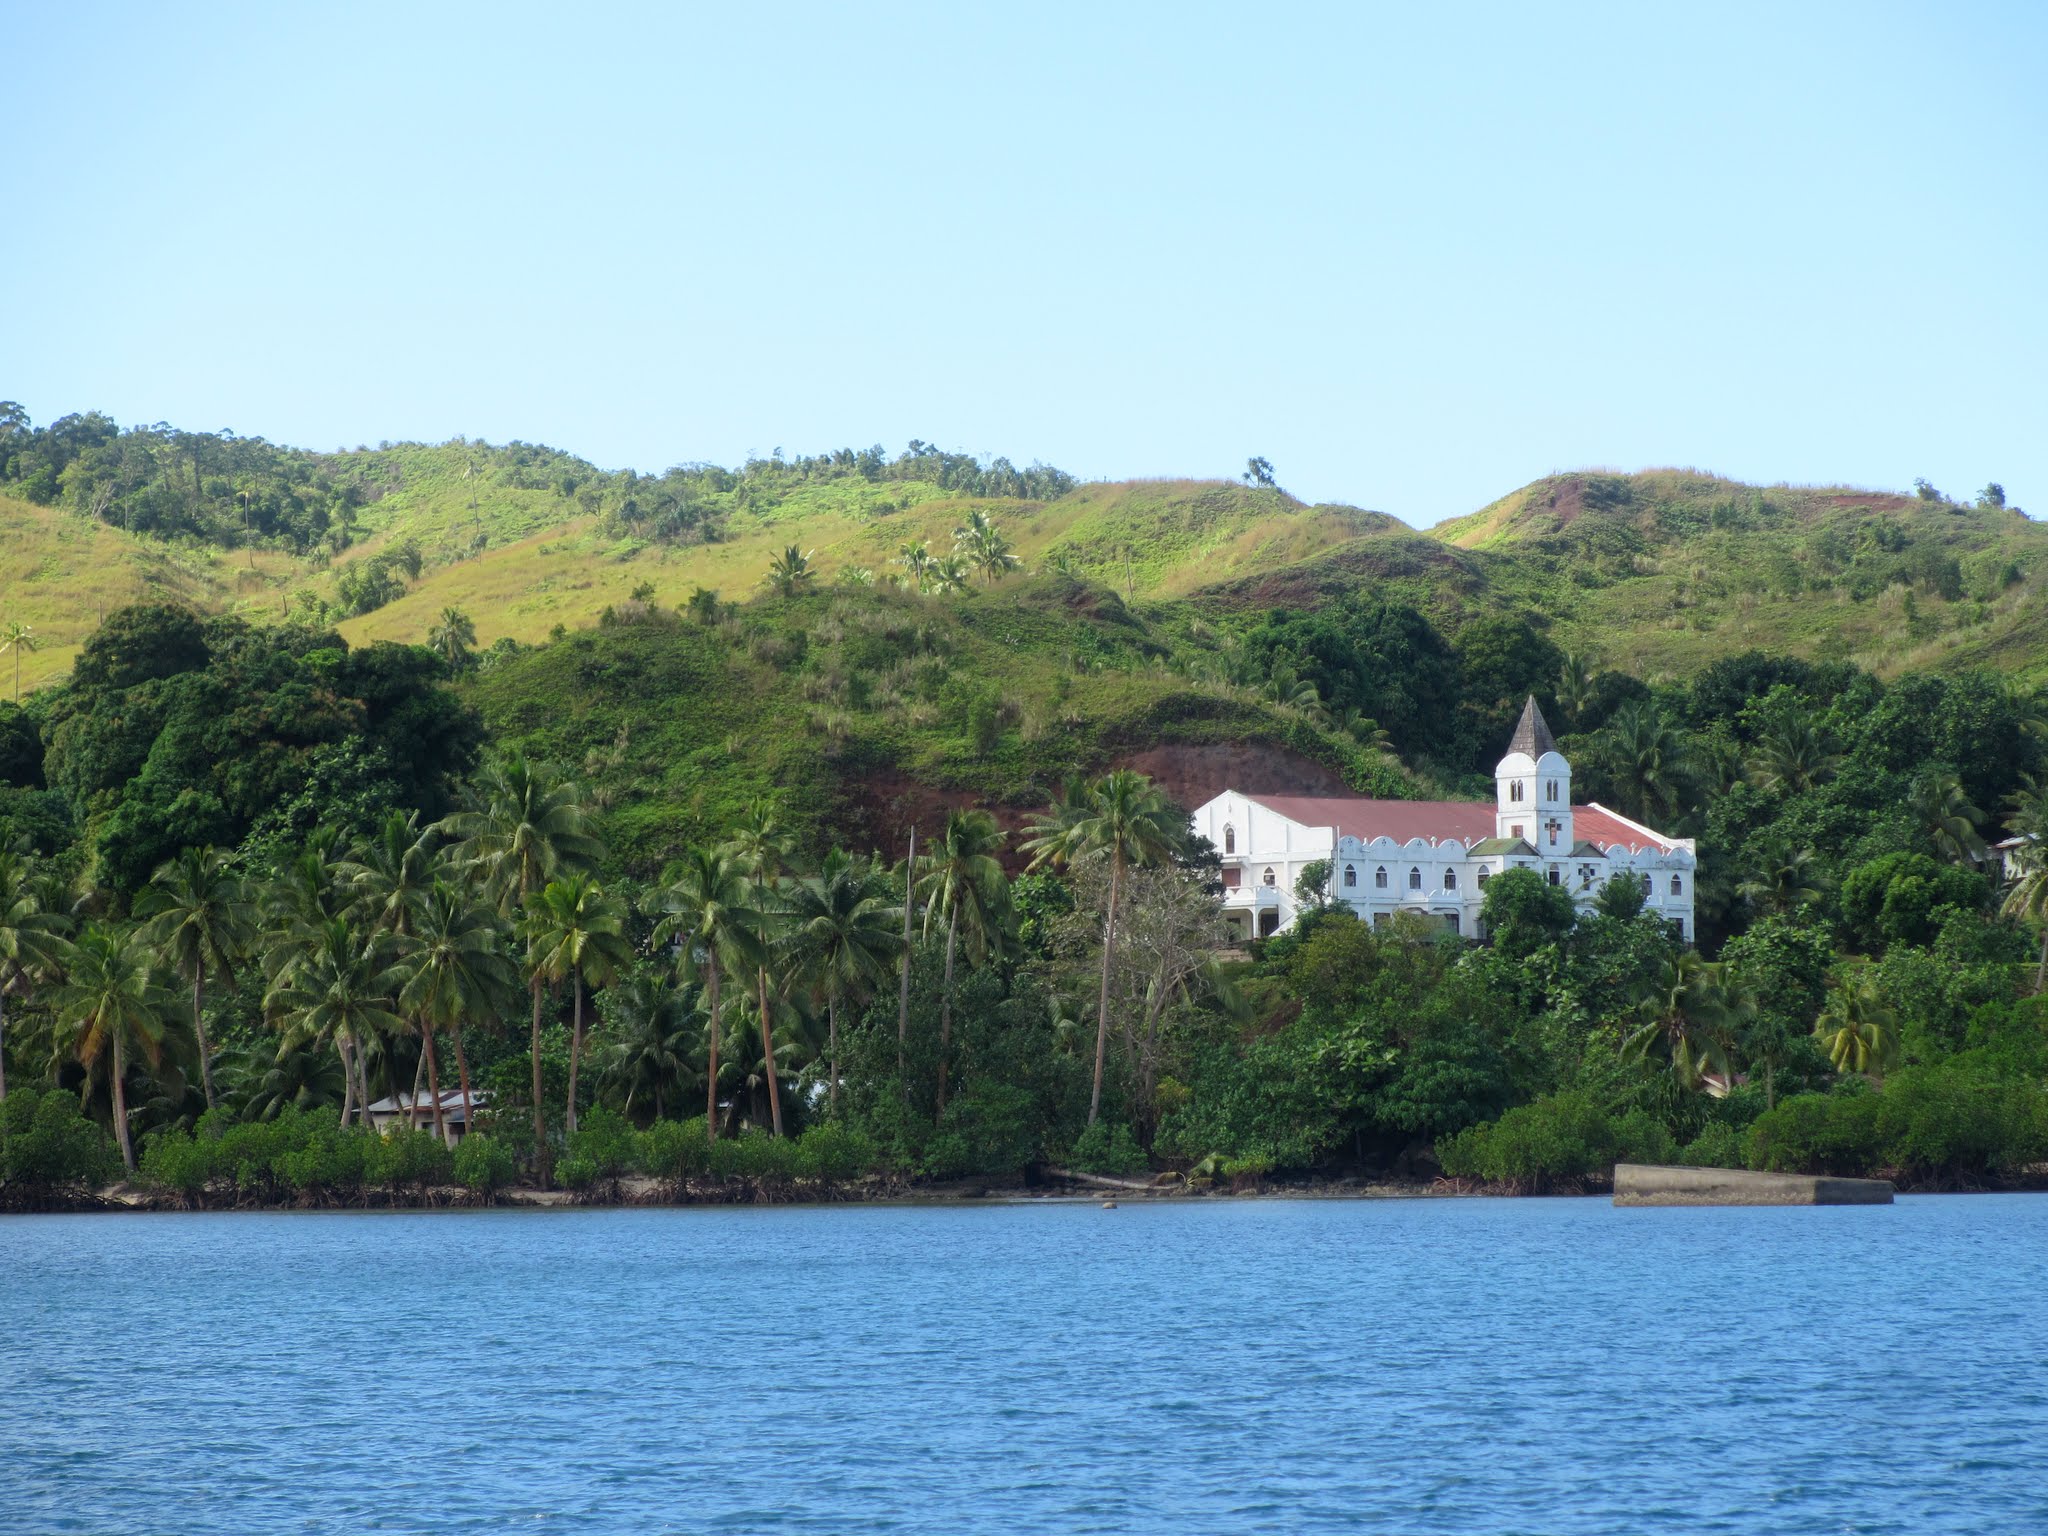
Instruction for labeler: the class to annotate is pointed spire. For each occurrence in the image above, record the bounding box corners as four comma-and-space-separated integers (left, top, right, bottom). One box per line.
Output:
1506, 695, 1557, 759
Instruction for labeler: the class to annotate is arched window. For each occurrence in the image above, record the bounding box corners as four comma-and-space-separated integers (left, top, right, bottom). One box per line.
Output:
1374, 866, 1388, 890
1409, 867, 1422, 891
1670, 875, 1683, 896
1223, 824, 1235, 854
1641, 872, 1653, 893
1443, 869, 1458, 891
1547, 867, 1561, 886
1477, 868, 1490, 888
1343, 864, 1357, 888
1510, 780, 1525, 803
1261, 867, 1276, 887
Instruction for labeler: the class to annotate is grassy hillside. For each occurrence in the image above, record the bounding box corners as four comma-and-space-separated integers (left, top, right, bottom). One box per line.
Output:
1193, 469, 2048, 684
0, 492, 301, 692
465, 574, 1406, 874
8, 417, 2048, 699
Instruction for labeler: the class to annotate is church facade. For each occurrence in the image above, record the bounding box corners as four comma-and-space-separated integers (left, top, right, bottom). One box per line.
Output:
1191, 698, 1697, 943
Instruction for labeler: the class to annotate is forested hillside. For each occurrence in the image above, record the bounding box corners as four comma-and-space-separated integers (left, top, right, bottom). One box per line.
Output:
3, 405, 2045, 1209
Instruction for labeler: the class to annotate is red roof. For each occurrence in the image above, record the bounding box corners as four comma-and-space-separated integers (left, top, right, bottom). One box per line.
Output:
1243, 794, 1677, 853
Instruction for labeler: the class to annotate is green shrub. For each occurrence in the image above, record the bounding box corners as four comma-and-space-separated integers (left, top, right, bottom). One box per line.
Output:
366, 1128, 454, 1189
1676, 1121, 1744, 1169
636, 1118, 710, 1180
140, 1127, 214, 1196
1436, 1092, 1618, 1187
1874, 1063, 2044, 1179
0, 1087, 118, 1193
453, 1133, 516, 1195
565, 1108, 638, 1181
274, 1123, 368, 1193
1744, 1091, 1881, 1175
794, 1122, 875, 1183
709, 1130, 797, 1181
1067, 1121, 1147, 1176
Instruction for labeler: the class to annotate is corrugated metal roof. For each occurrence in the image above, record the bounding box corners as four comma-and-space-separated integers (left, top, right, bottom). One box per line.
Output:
1244, 794, 1679, 854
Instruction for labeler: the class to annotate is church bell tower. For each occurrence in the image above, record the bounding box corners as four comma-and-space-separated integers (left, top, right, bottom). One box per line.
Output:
1495, 696, 1572, 852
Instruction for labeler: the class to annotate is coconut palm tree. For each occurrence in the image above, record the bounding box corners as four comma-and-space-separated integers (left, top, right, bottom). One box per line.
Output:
762, 546, 817, 598
0, 620, 36, 701
725, 804, 798, 1136
439, 755, 601, 1160
1601, 701, 1692, 824
930, 554, 973, 595
895, 540, 934, 591
1907, 771, 1986, 864
0, 852, 72, 1103
438, 755, 603, 917
653, 849, 764, 1143
428, 607, 477, 671
260, 829, 353, 985
1745, 715, 1841, 796
1024, 769, 1186, 1126
1814, 973, 1899, 1079
1735, 845, 1829, 915
55, 924, 175, 1171
1332, 707, 1394, 755
399, 882, 518, 1144
595, 972, 700, 1122
916, 811, 1008, 1117
135, 846, 256, 1112
521, 874, 634, 1138
1555, 651, 1595, 726
782, 850, 903, 1115
1621, 951, 1741, 1092
339, 810, 441, 939
265, 917, 406, 1129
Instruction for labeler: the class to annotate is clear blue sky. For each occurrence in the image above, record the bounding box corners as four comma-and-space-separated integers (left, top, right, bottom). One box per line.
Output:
5, 1, 2044, 526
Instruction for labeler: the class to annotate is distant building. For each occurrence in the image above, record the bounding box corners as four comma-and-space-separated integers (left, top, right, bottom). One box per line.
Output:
365, 1090, 487, 1140
1192, 697, 1698, 943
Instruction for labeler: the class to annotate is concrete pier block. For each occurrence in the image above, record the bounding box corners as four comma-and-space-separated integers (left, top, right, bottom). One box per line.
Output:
1612, 1163, 1894, 1207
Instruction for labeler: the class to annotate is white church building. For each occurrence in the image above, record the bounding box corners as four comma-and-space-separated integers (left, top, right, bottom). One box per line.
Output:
1192, 698, 1697, 943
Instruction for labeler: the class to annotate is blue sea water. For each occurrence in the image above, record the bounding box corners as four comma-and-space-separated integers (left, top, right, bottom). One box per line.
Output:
3, 1194, 2045, 1535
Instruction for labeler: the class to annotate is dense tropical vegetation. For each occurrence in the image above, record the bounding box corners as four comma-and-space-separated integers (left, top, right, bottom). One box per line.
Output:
2, 422, 2046, 1206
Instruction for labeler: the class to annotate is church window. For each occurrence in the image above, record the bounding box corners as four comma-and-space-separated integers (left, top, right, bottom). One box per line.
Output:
1443, 869, 1458, 891
1374, 866, 1388, 890
1641, 873, 1653, 893
1477, 868, 1490, 888
1547, 866, 1561, 886
1409, 867, 1422, 891
1343, 864, 1357, 889
1261, 867, 1276, 887
1675, 917, 1686, 940
1670, 875, 1683, 897
1510, 780, 1525, 803
1223, 824, 1235, 854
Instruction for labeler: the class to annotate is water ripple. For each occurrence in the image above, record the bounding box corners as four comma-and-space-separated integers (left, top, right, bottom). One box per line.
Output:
3, 1196, 2046, 1533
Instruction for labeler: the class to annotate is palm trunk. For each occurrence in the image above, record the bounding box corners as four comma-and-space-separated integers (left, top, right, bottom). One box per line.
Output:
897, 826, 915, 1082
529, 976, 549, 1184
936, 907, 958, 1119
193, 964, 216, 1112
1088, 851, 1123, 1128
2036, 929, 2046, 993
112, 1030, 135, 1173
0, 987, 9, 1103
423, 1023, 449, 1146
827, 991, 839, 1117
757, 966, 783, 1137
409, 1034, 429, 1129
356, 1038, 376, 1130
704, 958, 721, 1144
338, 1037, 356, 1127
452, 1020, 475, 1139
566, 974, 584, 1139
